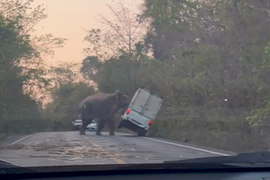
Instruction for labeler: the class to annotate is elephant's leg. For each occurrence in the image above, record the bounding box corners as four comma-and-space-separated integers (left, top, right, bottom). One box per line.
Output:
96, 119, 106, 136
80, 109, 92, 135
80, 118, 93, 135
79, 118, 88, 135
107, 117, 115, 136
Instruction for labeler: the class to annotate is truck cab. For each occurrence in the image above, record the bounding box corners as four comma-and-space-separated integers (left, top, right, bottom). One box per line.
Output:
118, 88, 163, 136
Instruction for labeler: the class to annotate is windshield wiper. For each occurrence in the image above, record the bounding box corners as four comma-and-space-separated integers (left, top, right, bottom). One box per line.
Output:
163, 151, 270, 167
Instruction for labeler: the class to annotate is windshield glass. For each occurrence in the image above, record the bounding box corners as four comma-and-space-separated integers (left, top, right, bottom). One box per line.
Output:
0, 0, 267, 169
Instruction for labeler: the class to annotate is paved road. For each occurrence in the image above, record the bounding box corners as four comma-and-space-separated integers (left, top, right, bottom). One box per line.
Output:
0, 131, 233, 167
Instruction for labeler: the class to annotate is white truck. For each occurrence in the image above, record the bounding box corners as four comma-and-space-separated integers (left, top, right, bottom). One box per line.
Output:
72, 114, 82, 130
86, 119, 98, 131
117, 87, 163, 136
72, 115, 97, 131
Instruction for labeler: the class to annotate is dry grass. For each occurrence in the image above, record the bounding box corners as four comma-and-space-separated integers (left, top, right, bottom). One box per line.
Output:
147, 118, 270, 152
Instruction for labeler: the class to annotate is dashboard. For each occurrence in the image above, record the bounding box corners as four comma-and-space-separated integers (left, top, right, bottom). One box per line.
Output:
2, 163, 270, 180
26, 172, 270, 180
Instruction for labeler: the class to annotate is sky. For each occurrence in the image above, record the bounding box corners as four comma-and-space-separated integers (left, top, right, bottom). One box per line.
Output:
31, 0, 142, 66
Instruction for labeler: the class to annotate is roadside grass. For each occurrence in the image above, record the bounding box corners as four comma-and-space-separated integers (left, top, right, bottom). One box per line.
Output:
147, 114, 269, 153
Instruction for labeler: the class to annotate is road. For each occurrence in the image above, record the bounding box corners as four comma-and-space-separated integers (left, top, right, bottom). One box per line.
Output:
0, 131, 234, 167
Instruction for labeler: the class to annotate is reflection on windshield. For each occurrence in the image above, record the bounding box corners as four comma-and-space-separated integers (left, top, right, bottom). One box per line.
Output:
0, 0, 268, 168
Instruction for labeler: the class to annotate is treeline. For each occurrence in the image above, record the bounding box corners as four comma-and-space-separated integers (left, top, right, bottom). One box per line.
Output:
0, 0, 66, 138
1, 0, 270, 152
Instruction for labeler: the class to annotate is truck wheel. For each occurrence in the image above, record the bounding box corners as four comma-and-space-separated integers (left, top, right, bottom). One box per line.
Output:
137, 129, 147, 136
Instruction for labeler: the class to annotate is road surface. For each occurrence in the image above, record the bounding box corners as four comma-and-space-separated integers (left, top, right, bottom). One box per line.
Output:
0, 131, 234, 167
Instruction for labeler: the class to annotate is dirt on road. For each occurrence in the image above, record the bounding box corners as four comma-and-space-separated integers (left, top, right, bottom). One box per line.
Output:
0, 139, 128, 159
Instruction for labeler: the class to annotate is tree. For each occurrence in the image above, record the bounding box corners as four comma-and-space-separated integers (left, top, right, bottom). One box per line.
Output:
83, 1, 147, 60
0, 0, 66, 136
0, 0, 67, 106
0, 14, 41, 135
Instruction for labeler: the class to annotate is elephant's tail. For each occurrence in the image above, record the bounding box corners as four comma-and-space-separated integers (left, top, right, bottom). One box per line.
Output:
78, 101, 86, 115
79, 101, 93, 118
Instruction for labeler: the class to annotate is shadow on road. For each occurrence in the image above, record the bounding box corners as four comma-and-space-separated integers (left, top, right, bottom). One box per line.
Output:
84, 134, 138, 138
118, 134, 138, 137
83, 131, 138, 137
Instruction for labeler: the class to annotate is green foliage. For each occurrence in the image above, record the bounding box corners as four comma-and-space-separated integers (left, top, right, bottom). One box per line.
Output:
81, 55, 140, 96
0, 14, 41, 135
0, 0, 66, 138
43, 82, 96, 131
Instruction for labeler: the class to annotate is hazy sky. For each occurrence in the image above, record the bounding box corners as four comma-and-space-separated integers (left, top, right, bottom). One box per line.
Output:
31, 0, 142, 65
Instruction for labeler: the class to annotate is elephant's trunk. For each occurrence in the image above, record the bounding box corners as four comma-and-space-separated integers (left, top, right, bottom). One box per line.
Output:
120, 103, 129, 115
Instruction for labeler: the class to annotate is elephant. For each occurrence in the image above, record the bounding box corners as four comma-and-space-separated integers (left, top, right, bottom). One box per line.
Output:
78, 90, 129, 136
96, 95, 129, 136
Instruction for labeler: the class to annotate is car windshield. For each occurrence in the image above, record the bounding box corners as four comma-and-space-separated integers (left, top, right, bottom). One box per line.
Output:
0, 0, 268, 170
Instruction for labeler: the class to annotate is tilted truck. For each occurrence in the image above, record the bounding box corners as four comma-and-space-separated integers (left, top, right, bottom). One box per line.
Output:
117, 87, 163, 136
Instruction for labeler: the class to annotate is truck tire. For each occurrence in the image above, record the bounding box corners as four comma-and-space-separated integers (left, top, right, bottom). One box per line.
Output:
137, 129, 147, 137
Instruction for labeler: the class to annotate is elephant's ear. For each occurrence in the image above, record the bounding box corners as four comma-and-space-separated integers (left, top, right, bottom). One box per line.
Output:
114, 90, 123, 105
119, 95, 129, 108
